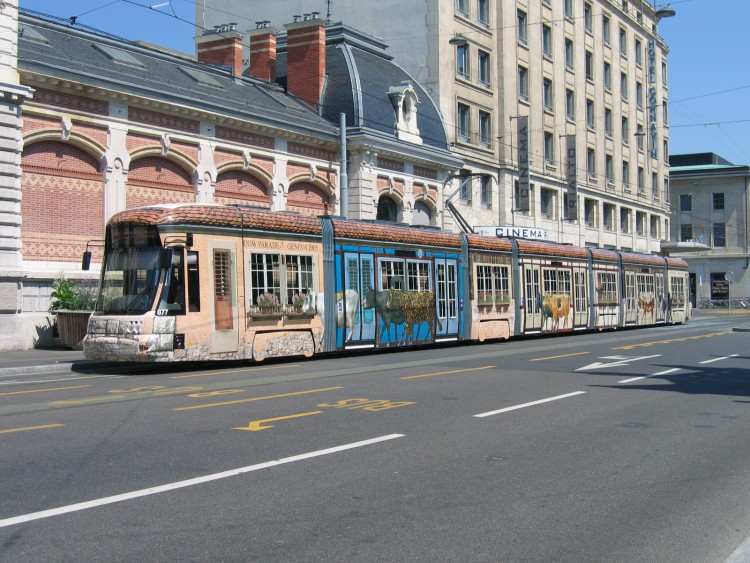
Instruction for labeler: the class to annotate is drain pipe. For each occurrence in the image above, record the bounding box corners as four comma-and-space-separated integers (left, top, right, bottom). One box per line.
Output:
339, 112, 348, 219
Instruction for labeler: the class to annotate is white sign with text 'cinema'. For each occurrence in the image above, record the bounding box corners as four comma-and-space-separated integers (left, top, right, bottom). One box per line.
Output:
476, 226, 550, 241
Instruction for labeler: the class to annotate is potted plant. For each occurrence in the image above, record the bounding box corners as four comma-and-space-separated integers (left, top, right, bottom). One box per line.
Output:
477, 290, 493, 304
256, 291, 279, 314
291, 292, 307, 312
49, 274, 98, 349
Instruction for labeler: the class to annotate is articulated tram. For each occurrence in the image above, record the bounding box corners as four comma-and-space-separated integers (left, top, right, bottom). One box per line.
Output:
82, 203, 690, 363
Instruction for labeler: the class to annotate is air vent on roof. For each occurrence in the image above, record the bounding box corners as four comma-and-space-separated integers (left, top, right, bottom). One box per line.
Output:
93, 44, 145, 68
179, 67, 224, 89
20, 27, 50, 46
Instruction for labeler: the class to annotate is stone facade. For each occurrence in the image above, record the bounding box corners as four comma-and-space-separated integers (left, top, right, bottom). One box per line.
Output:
198, 0, 674, 252
668, 153, 750, 306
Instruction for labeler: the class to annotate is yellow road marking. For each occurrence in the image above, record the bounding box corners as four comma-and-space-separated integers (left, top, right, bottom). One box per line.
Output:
0, 424, 64, 435
0, 385, 91, 396
173, 386, 343, 411
400, 365, 495, 380
48, 396, 126, 406
172, 364, 301, 379
615, 331, 730, 350
234, 411, 324, 431
529, 352, 590, 362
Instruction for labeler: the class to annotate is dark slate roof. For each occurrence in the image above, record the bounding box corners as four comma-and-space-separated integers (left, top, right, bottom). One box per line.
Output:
277, 24, 451, 152
669, 153, 734, 167
17, 12, 338, 141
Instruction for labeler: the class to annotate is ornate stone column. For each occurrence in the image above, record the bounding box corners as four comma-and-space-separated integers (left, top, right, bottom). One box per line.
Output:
0, 1, 36, 350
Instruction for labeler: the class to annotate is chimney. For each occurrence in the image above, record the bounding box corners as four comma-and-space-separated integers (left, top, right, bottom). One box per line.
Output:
248, 21, 277, 82
196, 23, 244, 77
284, 15, 326, 109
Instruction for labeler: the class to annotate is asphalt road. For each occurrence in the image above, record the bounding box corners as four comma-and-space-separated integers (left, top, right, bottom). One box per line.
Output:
1, 313, 749, 562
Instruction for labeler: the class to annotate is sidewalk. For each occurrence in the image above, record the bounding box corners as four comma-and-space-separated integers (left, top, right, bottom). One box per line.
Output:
0, 348, 101, 376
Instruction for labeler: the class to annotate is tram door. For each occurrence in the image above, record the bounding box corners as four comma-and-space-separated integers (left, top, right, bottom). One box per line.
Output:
655, 272, 666, 322
573, 266, 588, 327
435, 258, 459, 336
209, 241, 239, 354
523, 264, 542, 331
624, 272, 637, 324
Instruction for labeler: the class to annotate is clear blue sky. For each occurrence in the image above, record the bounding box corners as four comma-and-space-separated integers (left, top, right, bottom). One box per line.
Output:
20, 0, 750, 166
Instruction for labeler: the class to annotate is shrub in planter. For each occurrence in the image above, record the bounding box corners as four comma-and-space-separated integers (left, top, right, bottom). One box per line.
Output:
49, 274, 98, 312
49, 274, 98, 349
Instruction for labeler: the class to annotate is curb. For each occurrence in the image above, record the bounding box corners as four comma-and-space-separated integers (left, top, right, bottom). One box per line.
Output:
0, 362, 112, 377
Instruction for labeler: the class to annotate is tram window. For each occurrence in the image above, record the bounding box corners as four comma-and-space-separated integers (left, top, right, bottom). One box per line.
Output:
407, 262, 430, 291
380, 260, 405, 290
596, 271, 617, 303
187, 251, 200, 312
158, 249, 186, 315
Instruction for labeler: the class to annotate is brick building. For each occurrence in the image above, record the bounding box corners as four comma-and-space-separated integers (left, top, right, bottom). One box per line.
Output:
1, 5, 458, 350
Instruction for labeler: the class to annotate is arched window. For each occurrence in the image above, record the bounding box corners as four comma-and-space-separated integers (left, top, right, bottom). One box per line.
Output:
412, 201, 431, 226
376, 196, 399, 222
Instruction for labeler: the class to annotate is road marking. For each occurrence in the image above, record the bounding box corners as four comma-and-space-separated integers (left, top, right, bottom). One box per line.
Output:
234, 411, 324, 431
619, 367, 681, 384
0, 385, 91, 396
0, 424, 64, 435
474, 391, 586, 418
615, 331, 730, 350
699, 354, 739, 365
529, 352, 589, 362
48, 396, 126, 406
400, 365, 494, 380
173, 386, 343, 411
576, 354, 661, 372
171, 364, 301, 379
0, 434, 404, 529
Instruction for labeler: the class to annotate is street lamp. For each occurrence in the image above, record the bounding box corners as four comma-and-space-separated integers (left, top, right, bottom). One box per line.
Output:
448, 34, 469, 47
655, 7, 676, 22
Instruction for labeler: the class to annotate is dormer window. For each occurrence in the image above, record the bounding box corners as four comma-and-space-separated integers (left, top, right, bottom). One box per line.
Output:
388, 82, 422, 145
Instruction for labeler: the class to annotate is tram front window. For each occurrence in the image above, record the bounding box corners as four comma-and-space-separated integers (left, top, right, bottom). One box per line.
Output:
97, 248, 163, 315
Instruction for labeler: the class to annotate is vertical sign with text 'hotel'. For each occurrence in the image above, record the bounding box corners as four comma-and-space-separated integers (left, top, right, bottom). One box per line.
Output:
565, 134, 578, 220
516, 116, 530, 212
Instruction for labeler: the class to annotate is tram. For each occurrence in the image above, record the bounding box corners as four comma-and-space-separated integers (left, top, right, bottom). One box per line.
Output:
82, 203, 690, 362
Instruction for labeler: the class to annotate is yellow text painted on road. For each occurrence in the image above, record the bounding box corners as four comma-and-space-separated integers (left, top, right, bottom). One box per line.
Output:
0, 423, 64, 435
173, 386, 343, 411
317, 398, 415, 411
400, 365, 495, 380
46, 385, 206, 408
172, 364, 301, 379
187, 390, 244, 398
0, 385, 91, 396
529, 352, 590, 362
108, 385, 203, 395
234, 411, 323, 431
614, 331, 731, 350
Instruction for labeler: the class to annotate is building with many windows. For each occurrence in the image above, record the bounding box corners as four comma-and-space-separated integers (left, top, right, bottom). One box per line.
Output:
667, 153, 750, 307
197, 0, 675, 251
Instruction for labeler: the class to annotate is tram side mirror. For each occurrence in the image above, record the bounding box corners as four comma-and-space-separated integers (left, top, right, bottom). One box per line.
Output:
82, 251, 92, 271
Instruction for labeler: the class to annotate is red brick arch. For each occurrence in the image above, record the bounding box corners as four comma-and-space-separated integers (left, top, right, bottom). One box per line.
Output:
21, 140, 104, 263
287, 182, 332, 216
214, 169, 270, 207
126, 156, 195, 208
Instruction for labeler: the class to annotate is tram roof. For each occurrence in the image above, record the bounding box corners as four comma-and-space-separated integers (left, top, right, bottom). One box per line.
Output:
108, 204, 689, 269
